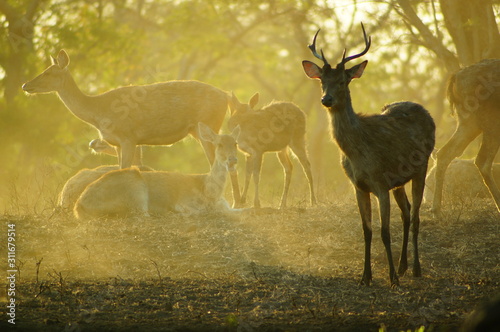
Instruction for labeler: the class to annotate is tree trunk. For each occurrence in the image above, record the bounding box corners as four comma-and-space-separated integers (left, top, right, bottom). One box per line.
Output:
0, 0, 43, 106
440, 0, 500, 66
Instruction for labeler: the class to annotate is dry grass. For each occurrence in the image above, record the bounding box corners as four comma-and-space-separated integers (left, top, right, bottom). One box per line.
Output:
0, 194, 499, 331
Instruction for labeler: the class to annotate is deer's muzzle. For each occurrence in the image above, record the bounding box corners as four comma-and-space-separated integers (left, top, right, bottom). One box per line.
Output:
321, 94, 334, 107
22, 83, 36, 94
227, 157, 238, 172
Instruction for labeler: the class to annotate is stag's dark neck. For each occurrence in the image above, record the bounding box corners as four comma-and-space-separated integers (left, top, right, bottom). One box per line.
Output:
330, 89, 363, 158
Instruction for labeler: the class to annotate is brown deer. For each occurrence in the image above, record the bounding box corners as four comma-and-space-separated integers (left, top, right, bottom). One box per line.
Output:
228, 93, 316, 209
302, 24, 435, 286
57, 164, 154, 213
74, 123, 240, 219
22, 49, 241, 206
432, 59, 500, 214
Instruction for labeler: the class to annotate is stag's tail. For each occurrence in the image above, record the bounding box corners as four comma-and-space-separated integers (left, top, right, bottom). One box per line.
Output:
446, 72, 459, 115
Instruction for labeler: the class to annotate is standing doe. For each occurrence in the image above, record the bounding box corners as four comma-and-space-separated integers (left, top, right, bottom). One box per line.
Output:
74, 123, 240, 219
432, 59, 500, 214
228, 93, 316, 208
302, 24, 435, 286
22, 49, 241, 206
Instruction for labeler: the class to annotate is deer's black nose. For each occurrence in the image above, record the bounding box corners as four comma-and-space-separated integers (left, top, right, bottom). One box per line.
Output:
321, 95, 333, 107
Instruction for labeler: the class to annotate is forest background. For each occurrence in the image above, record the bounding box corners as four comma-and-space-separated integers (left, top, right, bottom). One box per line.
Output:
1, 0, 499, 213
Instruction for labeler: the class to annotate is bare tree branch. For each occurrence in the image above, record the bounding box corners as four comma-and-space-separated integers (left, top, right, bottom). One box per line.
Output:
396, 0, 459, 72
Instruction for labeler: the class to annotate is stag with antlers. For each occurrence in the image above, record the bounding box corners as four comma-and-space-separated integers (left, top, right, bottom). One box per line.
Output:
302, 24, 435, 287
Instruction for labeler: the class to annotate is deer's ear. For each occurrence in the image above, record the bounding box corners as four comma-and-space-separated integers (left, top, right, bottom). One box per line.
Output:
231, 125, 241, 140
57, 50, 70, 69
229, 92, 241, 115
302, 61, 322, 79
249, 93, 259, 109
198, 122, 217, 143
347, 60, 368, 80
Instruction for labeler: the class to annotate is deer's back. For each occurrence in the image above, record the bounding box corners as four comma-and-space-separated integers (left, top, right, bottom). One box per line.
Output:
59, 165, 153, 210
342, 102, 435, 191
74, 168, 149, 219
99, 80, 228, 145
59, 166, 121, 210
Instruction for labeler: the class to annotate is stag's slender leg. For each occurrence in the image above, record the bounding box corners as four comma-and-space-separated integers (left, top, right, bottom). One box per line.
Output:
356, 189, 373, 286
411, 169, 427, 277
241, 155, 254, 204
195, 129, 242, 207
252, 153, 264, 208
277, 148, 293, 209
393, 187, 411, 276
290, 140, 317, 205
376, 190, 399, 286
193, 127, 216, 166
133, 146, 143, 166
229, 171, 242, 208
433, 120, 481, 214
475, 133, 500, 212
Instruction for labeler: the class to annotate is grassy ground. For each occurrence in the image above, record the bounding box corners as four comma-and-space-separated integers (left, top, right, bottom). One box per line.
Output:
0, 194, 499, 331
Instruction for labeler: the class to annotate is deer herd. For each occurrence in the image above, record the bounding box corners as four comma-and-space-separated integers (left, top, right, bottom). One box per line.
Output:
22, 23, 499, 286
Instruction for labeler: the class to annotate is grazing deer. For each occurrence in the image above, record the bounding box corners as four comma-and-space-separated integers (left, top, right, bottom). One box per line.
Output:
74, 123, 240, 219
22, 49, 241, 206
432, 59, 500, 214
302, 24, 435, 286
228, 93, 316, 209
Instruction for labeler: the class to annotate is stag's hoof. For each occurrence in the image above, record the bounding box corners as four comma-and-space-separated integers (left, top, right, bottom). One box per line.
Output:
232, 202, 244, 209
360, 271, 372, 286
398, 264, 408, 277
413, 265, 422, 278
390, 274, 400, 288
431, 206, 442, 219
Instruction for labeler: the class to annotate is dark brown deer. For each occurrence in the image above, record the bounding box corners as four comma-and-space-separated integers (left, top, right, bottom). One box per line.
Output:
432, 59, 500, 214
302, 24, 435, 286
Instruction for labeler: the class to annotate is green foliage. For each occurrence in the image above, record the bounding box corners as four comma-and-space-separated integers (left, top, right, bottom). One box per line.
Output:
379, 324, 428, 332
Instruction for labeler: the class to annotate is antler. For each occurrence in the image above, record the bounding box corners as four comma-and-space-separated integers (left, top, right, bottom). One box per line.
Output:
308, 29, 329, 66
341, 22, 371, 65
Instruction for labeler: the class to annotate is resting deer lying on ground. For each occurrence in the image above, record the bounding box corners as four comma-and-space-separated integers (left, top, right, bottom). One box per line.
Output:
74, 123, 240, 219
228, 93, 316, 209
22, 49, 241, 206
432, 59, 500, 214
425, 159, 500, 203
58, 164, 154, 213
302, 24, 435, 286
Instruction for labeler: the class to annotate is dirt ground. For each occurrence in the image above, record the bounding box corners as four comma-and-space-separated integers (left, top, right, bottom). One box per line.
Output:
0, 195, 499, 331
